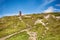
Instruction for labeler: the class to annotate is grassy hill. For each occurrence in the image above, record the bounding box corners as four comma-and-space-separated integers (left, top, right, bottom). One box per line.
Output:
0, 12, 60, 40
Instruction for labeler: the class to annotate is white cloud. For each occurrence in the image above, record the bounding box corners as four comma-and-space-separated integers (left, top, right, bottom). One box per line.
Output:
5, 13, 18, 16
0, 13, 27, 18
43, 6, 54, 13
46, 0, 54, 3
43, 6, 60, 13
35, 0, 55, 12
40, 0, 55, 7
40, 0, 54, 7
1, 13, 19, 17
44, 0, 55, 5
56, 4, 60, 6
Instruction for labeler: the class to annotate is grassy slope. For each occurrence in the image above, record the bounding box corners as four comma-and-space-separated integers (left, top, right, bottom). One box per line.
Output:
0, 16, 27, 38
0, 12, 60, 40
6, 31, 29, 40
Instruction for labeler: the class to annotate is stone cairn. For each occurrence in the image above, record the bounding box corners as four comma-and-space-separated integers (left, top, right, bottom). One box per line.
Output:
18, 11, 22, 21
19, 11, 22, 17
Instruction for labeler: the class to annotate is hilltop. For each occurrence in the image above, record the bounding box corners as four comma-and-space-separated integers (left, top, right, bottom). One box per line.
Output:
0, 12, 60, 40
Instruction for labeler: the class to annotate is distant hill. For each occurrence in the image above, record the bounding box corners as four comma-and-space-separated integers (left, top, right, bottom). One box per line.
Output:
0, 12, 60, 40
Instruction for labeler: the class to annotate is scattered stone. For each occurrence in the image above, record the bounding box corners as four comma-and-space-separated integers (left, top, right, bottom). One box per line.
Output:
41, 36, 44, 38
34, 19, 46, 26
18, 17, 22, 20
42, 33, 45, 36
46, 23, 48, 25
45, 27, 49, 30
44, 14, 55, 20
27, 32, 37, 40
56, 16, 60, 19
44, 30, 47, 34
24, 16, 31, 18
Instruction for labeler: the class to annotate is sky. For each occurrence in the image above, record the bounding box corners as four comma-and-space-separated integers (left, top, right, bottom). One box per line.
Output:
0, 0, 60, 17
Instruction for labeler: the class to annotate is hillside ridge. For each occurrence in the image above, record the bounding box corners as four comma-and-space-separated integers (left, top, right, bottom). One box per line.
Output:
0, 12, 60, 40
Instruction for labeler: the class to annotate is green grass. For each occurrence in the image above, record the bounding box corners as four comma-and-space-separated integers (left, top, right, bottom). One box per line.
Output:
0, 12, 60, 40
39, 32, 60, 40
0, 16, 27, 38
30, 23, 45, 40
6, 31, 29, 40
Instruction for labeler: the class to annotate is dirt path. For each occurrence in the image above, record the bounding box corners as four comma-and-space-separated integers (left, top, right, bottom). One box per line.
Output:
0, 28, 31, 40
40, 20, 49, 39
0, 16, 37, 40
0, 17, 30, 40
34, 19, 46, 26
0, 26, 37, 40
34, 19, 49, 39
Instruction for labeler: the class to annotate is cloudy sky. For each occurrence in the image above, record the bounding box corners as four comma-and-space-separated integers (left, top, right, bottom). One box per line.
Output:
0, 0, 60, 17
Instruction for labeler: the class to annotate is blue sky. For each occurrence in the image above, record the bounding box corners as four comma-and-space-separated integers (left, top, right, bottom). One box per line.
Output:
0, 0, 60, 17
